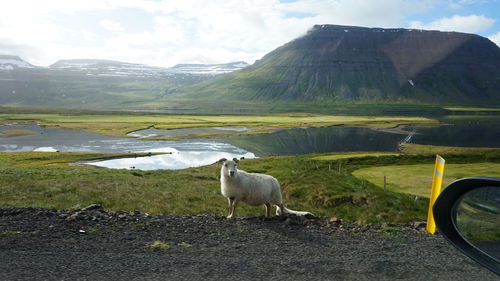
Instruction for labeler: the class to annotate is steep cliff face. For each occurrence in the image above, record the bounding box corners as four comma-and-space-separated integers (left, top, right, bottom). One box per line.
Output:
180, 25, 500, 103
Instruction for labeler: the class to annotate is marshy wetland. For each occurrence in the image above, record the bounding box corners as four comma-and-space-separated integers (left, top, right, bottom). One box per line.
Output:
0, 111, 499, 222
0, 113, 499, 170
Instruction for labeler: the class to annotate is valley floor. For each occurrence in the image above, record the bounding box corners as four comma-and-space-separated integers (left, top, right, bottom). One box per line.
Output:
0, 207, 497, 281
0, 111, 436, 139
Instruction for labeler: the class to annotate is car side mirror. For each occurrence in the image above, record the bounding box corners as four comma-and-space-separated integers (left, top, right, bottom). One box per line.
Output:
433, 177, 500, 276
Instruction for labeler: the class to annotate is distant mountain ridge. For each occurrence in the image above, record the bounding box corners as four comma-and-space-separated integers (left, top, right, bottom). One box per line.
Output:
0, 56, 248, 109
171, 61, 250, 75
49, 59, 249, 77
0, 55, 36, 70
0, 56, 249, 77
175, 24, 500, 104
2, 24, 500, 111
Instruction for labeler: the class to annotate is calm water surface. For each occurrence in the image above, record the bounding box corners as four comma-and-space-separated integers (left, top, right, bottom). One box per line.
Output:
222, 116, 500, 156
1, 116, 498, 170
0, 124, 254, 170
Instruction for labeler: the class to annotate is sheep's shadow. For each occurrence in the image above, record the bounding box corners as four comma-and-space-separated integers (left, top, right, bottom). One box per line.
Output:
224, 214, 330, 249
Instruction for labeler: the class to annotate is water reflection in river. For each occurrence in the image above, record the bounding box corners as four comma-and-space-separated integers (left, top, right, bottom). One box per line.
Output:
91, 150, 255, 170
221, 116, 500, 156
1, 116, 499, 170
0, 124, 255, 169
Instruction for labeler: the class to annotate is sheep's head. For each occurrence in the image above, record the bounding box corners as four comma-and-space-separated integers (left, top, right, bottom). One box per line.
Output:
218, 158, 239, 178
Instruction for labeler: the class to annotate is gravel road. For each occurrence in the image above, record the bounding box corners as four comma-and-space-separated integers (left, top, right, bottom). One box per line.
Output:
0, 206, 497, 281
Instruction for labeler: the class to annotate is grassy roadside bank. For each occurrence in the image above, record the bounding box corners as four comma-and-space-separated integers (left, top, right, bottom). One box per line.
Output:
353, 162, 500, 197
351, 144, 500, 197
0, 112, 437, 139
1, 146, 499, 224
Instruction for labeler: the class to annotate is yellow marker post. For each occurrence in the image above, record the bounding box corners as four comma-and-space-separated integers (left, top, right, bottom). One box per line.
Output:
426, 154, 445, 234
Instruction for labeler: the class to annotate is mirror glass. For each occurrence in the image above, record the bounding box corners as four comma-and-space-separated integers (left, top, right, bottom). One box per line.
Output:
455, 186, 500, 261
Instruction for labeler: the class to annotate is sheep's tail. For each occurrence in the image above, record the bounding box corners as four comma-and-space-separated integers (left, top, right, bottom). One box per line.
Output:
277, 206, 316, 218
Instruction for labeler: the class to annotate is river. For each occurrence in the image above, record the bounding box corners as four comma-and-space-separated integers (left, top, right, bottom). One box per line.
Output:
0, 116, 498, 170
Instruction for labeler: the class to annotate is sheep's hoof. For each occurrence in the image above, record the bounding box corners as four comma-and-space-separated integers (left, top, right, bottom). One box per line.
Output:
226, 215, 235, 219
304, 213, 317, 219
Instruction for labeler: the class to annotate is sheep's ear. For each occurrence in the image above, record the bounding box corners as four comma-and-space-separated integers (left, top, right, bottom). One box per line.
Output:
233, 157, 239, 163
217, 158, 227, 164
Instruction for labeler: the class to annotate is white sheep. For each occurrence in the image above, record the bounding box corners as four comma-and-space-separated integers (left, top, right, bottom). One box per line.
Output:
218, 158, 313, 218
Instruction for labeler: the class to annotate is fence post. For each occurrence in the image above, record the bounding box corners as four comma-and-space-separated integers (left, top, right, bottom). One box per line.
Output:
426, 155, 446, 234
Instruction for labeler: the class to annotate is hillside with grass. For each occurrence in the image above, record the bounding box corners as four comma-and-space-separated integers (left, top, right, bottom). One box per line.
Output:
0, 58, 247, 110
173, 25, 500, 105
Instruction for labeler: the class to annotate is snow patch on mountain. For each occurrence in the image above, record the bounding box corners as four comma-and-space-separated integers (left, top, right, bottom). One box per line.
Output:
1, 55, 249, 78
171, 61, 249, 75
0, 55, 36, 70
49, 59, 249, 78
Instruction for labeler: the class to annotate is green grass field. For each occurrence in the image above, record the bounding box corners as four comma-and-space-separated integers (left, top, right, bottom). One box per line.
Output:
353, 163, 500, 197
313, 152, 400, 161
0, 109, 498, 225
1, 147, 499, 224
400, 143, 500, 155
0, 129, 37, 137
443, 106, 500, 112
0, 112, 436, 139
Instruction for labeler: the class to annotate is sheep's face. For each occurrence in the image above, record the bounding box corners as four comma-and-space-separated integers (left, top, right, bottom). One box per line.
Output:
219, 158, 239, 178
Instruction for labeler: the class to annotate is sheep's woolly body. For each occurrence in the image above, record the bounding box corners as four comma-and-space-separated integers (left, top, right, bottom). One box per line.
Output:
221, 169, 282, 206
219, 158, 313, 218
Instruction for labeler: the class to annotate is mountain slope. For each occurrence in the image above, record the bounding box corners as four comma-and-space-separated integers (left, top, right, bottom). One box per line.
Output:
170, 61, 249, 75
0, 57, 248, 110
0, 55, 36, 70
49, 59, 249, 77
175, 25, 500, 104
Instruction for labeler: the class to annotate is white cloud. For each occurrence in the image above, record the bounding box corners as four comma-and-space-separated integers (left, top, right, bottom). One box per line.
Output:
489, 31, 500, 46
100, 19, 125, 33
110, 0, 435, 66
409, 14, 496, 33
449, 0, 489, 9
82, 31, 98, 42
279, 0, 433, 28
0, 0, 496, 67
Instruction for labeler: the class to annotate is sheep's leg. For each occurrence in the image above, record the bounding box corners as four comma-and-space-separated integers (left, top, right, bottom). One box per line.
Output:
227, 197, 233, 214
276, 203, 287, 216
227, 198, 238, 218
265, 203, 271, 217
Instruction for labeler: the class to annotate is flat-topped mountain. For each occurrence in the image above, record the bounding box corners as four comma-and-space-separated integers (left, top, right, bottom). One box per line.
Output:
176, 25, 500, 104
1, 24, 499, 111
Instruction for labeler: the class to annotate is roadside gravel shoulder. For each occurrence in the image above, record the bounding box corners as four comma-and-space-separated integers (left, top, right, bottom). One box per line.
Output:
0, 206, 497, 281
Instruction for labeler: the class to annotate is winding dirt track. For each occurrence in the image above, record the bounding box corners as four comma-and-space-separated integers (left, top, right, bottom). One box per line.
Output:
0, 207, 497, 281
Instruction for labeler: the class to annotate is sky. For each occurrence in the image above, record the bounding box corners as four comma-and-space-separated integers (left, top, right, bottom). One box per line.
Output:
1, 0, 499, 67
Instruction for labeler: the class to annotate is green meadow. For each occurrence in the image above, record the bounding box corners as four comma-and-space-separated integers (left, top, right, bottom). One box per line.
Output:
1, 110, 499, 224
353, 162, 500, 197
0, 129, 37, 137
0, 112, 436, 139
1, 145, 499, 224
352, 144, 500, 197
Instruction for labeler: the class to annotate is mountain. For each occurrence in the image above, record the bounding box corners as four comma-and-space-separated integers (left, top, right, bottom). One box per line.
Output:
0, 57, 248, 110
49, 59, 167, 78
174, 25, 500, 104
49, 59, 249, 77
0, 55, 36, 70
171, 62, 249, 75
